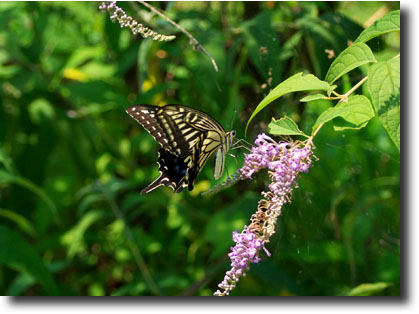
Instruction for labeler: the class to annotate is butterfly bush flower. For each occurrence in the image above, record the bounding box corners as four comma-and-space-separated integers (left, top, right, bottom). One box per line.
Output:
214, 134, 315, 296
99, 1, 176, 42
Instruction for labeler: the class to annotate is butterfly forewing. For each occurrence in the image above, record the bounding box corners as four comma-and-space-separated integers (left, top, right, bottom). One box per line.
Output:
126, 105, 174, 152
126, 104, 235, 193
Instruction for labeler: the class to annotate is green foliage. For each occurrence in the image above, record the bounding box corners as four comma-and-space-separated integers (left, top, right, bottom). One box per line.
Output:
268, 117, 308, 137
324, 43, 376, 84
0, 226, 58, 295
368, 58, 400, 150
245, 73, 331, 134
313, 95, 375, 131
354, 10, 400, 44
249, 9, 399, 152
0, 1, 399, 296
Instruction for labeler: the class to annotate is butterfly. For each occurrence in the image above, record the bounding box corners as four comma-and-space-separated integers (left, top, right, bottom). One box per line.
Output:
126, 104, 236, 194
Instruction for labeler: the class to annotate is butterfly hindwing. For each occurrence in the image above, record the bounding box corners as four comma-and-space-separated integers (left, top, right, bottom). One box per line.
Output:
126, 104, 236, 193
140, 148, 189, 194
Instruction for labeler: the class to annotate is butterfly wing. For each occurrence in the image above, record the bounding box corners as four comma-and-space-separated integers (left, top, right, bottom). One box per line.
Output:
140, 148, 189, 194
213, 130, 235, 179
126, 104, 234, 193
126, 105, 179, 154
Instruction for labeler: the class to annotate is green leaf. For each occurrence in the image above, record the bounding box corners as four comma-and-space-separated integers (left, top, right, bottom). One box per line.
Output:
354, 10, 400, 44
347, 282, 392, 296
7, 273, 36, 296
0, 170, 60, 224
0, 208, 36, 236
313, 95, 375, 131
368, 57, 400, 151
268, 116, 309, 137
245, 73, 331, 134
64, 46, 105, 69
325, 43, 376, 84
0, 146, 14, 173
327, 85, 338, 96
0, 225, 58, 295
61, 210, 105, 258
300, 94, 328, 102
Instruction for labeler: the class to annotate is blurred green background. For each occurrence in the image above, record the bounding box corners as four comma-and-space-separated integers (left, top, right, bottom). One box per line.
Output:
0, 1, 400, 296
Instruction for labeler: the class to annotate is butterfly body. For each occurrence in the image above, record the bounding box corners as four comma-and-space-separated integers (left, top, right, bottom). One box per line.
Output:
126, 104, 235, 194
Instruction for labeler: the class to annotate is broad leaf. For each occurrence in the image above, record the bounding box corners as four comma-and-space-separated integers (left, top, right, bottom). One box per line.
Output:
246, 73, 330, 134
268, 116, 309, 137
368, 57, 400, 151
354, 10, 400, 44
325, 43, 376, 84
313, 95, 375, 131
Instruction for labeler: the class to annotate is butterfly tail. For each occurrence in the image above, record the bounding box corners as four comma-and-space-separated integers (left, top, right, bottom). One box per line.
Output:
140, 175, 170, 194
141, 149, 189, 194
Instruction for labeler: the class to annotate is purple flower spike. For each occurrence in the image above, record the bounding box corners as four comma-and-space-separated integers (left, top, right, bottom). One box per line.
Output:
214, 133, 315, 296
214, 229, 265, 296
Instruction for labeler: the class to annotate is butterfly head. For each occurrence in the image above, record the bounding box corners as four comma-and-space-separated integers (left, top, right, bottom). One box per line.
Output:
225, 130, 236, 150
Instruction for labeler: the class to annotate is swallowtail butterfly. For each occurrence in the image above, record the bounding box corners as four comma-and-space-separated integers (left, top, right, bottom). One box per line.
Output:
126, 104, 236, 194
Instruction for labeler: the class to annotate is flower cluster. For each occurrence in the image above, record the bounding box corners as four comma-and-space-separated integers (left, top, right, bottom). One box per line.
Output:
239, 133, 311, 180
240, 133, 312, 209
214, 134, 314, 296
99, 1, 176, 42
214, 229, 267, 296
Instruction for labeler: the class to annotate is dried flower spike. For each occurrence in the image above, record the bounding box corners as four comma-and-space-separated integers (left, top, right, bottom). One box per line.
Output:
99, 1, 176, 42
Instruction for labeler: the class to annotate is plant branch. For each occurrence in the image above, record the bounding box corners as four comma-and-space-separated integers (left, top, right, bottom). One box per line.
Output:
137, 1, 219, 72
310, 74, 371, 144
339, 75, 369, 103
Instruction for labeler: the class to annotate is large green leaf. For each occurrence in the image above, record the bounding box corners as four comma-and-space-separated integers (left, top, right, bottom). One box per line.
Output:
325, 43, 376, 84
313, 95, 375, 131
354, 10, 400, 44
0, 226, 58, 295
245, 73, 331, 135
368, 57, 400, 151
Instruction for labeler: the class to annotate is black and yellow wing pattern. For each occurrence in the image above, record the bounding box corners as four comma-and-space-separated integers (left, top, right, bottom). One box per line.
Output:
126, 104, 235, 194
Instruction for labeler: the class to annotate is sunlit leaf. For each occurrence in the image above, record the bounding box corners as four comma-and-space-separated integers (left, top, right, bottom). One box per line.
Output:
313, 95, 375, 131
246, 73, 330, 134
268, 116, 309, 137
325, 43, 376, 84
368, 57, 400, 151
300, 94, 328, 102
354, 10, 400, 44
